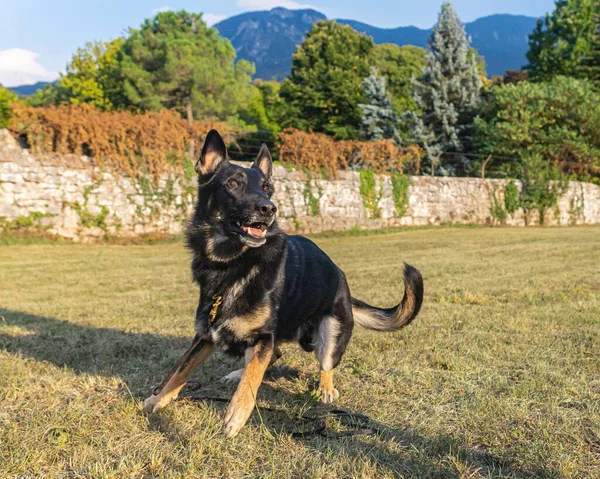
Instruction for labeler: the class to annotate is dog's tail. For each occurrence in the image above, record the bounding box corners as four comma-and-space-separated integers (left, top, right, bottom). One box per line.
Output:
351, 263, 423, 332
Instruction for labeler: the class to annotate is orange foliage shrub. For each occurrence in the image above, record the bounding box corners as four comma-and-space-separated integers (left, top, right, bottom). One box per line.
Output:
9, 104, 235, 180
277, 128, 422, 177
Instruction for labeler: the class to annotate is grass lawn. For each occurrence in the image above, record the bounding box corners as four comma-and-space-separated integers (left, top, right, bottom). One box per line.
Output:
1, 227, 599, 478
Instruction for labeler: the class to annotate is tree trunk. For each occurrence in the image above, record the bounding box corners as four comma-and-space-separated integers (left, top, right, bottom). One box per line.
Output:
186, 98, 195, 161
481, 155, 492, 179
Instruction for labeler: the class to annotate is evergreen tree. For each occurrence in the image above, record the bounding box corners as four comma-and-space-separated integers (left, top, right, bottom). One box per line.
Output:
526, 0, 598, 81
280, 21, 374, 140
359, 67, 400, 143
405, 1, 482, 175
118, 11, 254, 124
577, 11, 600, 83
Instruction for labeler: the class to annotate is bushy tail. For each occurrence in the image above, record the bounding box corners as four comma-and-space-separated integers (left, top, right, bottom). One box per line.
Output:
352, 263, 424, 332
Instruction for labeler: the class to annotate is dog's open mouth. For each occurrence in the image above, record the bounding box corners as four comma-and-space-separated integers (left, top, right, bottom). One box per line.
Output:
240, 222, 267, 239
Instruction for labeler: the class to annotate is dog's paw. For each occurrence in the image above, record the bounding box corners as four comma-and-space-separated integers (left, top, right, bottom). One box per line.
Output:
222, 407, 247, 438
142, 394, 170, 414
220, 369, 243, 384
318, 386, 340, 404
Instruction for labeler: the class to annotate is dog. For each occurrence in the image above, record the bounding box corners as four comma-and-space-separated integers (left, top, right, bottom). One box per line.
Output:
143, 129, 424, 437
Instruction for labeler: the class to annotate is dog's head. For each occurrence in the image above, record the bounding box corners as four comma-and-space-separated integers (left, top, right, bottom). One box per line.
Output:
194, 129, 277, 248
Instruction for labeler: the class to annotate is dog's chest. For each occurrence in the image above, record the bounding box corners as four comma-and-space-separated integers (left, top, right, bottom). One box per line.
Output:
208, 300, 272, 355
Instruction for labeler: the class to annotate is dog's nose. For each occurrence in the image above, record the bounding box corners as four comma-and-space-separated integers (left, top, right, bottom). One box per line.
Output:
257, 200, 277, 217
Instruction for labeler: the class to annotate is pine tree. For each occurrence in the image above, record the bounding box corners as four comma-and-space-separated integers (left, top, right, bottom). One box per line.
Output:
405, 1, 482, 175
577, 11, 600, 83
118, 11, 253, 124
359, 68, 400, 143
280, 21, 374, 140
526, 0, 598, 81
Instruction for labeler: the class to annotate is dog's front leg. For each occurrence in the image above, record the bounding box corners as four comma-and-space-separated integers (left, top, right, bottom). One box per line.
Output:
143, 334, 214, 413
223, 335, 274, 438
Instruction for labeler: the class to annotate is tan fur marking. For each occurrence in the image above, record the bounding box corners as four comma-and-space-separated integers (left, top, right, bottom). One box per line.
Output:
226, 302, 271, 341
223, 340, 273, 437
143, 340, 214, 413
205, 235, 248, 263
318, 369, 339, 404
197, 150, 222, 175
227, 266, 260, 304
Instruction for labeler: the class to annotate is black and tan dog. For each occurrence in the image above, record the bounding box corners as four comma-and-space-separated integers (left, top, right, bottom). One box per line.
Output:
143, 130, 424, 437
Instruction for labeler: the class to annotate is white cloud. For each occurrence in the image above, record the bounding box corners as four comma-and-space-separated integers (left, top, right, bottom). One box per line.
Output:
236, 0, 314, 10
0, 49, 58, 88
204, 13, 227, 26
153, 6, 172, 13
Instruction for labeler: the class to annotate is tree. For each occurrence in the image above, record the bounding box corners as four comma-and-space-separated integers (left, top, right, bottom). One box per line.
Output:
525, 0, 598, 81
280, 21, 374, 140
0, 85, 19, 128
27, 83, 68, 107
371, 44, 426, 117
118, 11, 254, 124
577, 11, 600, 82
359, 67, 400, 142
238, 80, 290, 142
475, 76, 600, 180
503, 70, 529, 84
60, 39, 125, 110
405, 1, 482, 175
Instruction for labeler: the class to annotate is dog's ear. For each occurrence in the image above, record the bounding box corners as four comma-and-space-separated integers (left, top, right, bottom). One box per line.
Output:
252, 144, 273, 178
196, 130, 228, 175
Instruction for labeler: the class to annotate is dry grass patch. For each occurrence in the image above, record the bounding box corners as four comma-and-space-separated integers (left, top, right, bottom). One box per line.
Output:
1, 227, 599, 478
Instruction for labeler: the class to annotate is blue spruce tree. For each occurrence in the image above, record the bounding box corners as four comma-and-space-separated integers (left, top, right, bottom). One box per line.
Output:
359, 67, 400, 143
406, 1, 482, 175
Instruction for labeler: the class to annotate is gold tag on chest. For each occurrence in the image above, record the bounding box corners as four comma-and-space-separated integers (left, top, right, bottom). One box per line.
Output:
209, 295, 223, 324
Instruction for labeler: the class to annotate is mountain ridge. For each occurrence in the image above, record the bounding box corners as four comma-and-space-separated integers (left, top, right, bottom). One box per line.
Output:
215, 8, 537, 80
8, 81, 52, 96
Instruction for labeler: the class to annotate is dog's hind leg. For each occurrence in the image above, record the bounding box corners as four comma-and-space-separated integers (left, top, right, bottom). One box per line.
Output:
315, 312, 353, 403
143, 334, 214, 413
221, 343, 282, 384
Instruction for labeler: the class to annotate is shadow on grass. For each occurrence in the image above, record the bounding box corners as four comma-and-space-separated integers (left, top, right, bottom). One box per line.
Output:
1, 308, 556, 478
0, 307, 200, 393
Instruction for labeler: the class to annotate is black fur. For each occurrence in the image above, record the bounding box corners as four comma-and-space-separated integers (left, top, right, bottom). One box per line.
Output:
185, 129, 423, 374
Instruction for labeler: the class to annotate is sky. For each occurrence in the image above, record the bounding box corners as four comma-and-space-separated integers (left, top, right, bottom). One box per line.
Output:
0, 0, 556, 87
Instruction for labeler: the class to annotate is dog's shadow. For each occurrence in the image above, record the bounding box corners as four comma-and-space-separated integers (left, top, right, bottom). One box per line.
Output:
1, 308, 554, 478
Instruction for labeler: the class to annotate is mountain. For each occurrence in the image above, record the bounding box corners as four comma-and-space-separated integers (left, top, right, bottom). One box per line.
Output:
214, 9, 537, 79
464, 15, 536, 79
214, 7, 326, 82
9, 81, 52, 96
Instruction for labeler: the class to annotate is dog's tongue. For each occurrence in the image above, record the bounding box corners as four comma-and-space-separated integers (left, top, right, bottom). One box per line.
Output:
242, 225, 265, 238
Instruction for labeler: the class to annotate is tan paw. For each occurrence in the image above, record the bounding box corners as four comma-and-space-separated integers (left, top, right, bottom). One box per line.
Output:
319, 386, 340, 404
142, 394, 171, 413
222, 405, 249, 438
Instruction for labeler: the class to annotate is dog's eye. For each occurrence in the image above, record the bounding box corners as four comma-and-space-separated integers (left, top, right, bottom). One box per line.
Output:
262, 184, 270, 193
227, 179, 239, 189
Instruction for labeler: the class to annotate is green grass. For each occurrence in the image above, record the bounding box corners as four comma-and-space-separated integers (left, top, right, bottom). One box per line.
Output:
1, 227, 599, 478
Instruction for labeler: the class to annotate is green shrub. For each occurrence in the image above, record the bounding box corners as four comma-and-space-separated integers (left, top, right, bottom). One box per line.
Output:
518, 154, 568, 225
359, 169, 382, 218
303, 181, 320, 216
490, 188, 508, 224
391, 173, 410, 218
504, 180, 519, 214
0, 85, 18, 128
475, 76, 600, 181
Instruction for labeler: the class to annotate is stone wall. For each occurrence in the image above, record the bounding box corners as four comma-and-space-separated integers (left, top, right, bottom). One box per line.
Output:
1, 129, 599, 241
